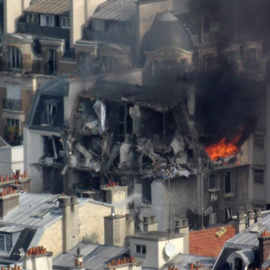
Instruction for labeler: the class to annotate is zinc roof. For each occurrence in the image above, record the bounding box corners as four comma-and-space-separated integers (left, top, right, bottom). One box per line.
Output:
0, 192, 89, 228
53, 243, 128, 270
92, 0, 137, 21
25, 0, 70, 15
226, 214, 270, 247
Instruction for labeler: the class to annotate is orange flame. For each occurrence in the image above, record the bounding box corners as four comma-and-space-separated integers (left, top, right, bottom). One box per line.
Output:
205, 132, 242, 161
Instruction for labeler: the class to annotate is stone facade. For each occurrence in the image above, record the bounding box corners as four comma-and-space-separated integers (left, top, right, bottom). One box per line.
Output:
38, 219, 63, 258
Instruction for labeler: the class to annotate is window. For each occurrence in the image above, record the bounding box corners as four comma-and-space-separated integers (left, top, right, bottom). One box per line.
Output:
8, 47, 22, 70
203, 55, 217, 71
254, 170, 264, 185
254, 135, 264, 149
0, 234, 12, 252
225, 172, 233, 194
46, 104, 57, 125
27, 13, 38, 24
5, 118, 19, 129
61, 17, 70, 28
41, 15, 55, 26
209, 174, 218, 190
225, 207, 232, 220
136, 245, 146, 255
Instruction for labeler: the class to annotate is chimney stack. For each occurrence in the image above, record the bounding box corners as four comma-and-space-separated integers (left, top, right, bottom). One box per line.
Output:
258, 230, 270, 267
0, 188, 19, 217
143, 216, 158, 232
247, 210, 255, 227
58, 196, 79, 253
236, 210, 246, 233
104, 210, 127, 247
23, 246, 53, 270
125, 214, 135, 247
175, 218, 189, 254
255, 208, 262, 223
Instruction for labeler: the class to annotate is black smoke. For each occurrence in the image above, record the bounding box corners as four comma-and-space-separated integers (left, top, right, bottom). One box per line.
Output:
195, 65, 258, 147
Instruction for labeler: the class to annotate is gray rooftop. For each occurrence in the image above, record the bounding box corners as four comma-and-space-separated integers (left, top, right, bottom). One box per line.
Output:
165, 254, 216, 270
226, 214, 270, 248
0, 192, 90, 228
92, 0, 137, 21
53, 243, 128, 270
25, 0, 70, 15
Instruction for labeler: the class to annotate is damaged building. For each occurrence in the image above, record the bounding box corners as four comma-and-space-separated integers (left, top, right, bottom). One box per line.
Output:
21, 0, 270, 231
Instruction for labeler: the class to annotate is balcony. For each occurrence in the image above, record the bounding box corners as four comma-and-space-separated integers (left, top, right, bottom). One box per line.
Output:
3, 98, 22, 111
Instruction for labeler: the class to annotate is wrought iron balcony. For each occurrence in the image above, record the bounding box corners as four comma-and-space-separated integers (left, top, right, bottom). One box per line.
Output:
3, 98, 22, 111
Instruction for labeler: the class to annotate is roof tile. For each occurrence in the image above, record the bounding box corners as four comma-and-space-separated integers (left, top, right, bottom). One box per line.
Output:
189, 225, 236, 258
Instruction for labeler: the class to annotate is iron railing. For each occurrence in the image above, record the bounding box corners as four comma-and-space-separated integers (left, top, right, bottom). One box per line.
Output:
3, 98, 22, 111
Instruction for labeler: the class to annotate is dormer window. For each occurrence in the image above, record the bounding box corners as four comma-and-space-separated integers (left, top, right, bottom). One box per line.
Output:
42, 100, 59, 126
61, 17, 70, 28
41, 15, 55, 27
26, 13, 39, 24
0, 234, 12, 252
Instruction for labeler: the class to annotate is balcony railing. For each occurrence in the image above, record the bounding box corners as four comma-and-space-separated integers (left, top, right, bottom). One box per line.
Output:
3, 98, 22, 111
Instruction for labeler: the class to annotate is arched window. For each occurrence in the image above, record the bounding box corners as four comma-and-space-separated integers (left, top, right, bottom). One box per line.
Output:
234, 258, 243, 270
8, 46, 22, 70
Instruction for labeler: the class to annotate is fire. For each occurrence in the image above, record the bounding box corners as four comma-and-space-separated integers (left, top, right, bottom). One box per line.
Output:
205, 132, 242, 161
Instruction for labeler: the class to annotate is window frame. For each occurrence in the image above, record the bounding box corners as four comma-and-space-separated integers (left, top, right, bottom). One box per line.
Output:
0, 234, 12, 252
209, 174, 219, 191
254, 134, 264, 149
254, 169, 264, 185
8, 46, 22, 70
224, 171, 233, 195
61, 16, 70, 29
135, 244, 146, 255
225, 207, 233, 220
41, 14, 55, 27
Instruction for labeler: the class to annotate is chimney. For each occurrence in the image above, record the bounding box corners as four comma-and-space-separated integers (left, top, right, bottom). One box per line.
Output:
0, 188, 19, 217
255, 208, 262, 223
258, 230, 270, 267
104, 209, 127, 247
247, 210, 255, 227
125, 214, 135, 246
102, 184, 128, 215
143, 216, 158, 232
74, 248, 83, 269
175, 218, 189, 254
23, 246, 53, 270
58, 196, 80, 252
106, 256, 141, 270
235, 210, 246, 233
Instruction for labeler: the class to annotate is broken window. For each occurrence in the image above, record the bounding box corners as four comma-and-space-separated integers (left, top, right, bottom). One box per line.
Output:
254, 134, 264, 149
224, 171, 233, 194
42, 100, 58, 125
254, 169, 264, 185
43, 136, 64, 163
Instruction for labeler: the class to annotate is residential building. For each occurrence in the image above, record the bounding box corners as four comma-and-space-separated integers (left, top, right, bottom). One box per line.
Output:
213, 209, 270, 270
0, 190, 129, 267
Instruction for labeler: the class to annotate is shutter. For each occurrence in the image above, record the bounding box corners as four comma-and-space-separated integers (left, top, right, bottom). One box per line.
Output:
55, 16, 59, 27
